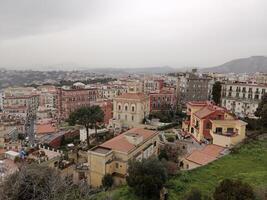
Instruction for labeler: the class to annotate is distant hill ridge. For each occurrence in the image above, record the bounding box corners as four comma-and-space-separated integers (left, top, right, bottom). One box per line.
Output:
201, 56, 267, 73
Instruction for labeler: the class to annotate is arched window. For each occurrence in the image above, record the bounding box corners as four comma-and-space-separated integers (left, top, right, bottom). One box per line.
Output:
118, 104, 121, 110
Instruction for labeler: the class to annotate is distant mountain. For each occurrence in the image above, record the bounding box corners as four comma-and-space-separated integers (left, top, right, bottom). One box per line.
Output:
201, 56, 267, 73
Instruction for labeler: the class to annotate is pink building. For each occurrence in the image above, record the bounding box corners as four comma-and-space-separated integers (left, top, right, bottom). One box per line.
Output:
149, 88, 176, 112
56, 87, 98, 120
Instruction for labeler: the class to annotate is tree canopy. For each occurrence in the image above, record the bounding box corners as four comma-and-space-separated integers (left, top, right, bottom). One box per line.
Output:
68, 105, 104, 148
213, 179, 255, 200
126, 157, 167, 199
212, 81, 222, 105
255, 93, 267, 128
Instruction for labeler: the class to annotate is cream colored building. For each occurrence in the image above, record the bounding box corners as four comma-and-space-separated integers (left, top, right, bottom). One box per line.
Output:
182, 101, 247, 148
111, 93, 150, 129
88, 128, 160, 187
221, 82, 267, 118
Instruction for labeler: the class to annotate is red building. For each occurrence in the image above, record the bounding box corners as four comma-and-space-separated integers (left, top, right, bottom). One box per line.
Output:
91, 99, 113, 125
56, 87, 97, 120
149, 88, 176, 112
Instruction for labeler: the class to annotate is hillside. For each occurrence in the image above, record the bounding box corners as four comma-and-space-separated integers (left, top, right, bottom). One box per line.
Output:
201, 56, 267, 73
94, 138, 267, 200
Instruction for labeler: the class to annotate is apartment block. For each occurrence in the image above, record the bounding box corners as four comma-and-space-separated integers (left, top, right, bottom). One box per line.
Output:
176, 72, 210, 106
56, 87, 97, 120
221, 82, 267, 118
3, 87, 39, 117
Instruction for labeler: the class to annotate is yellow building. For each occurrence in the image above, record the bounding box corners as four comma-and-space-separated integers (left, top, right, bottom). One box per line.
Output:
111, 93, 150, 129
182, 101, 247, 147
88, 128, 159, 187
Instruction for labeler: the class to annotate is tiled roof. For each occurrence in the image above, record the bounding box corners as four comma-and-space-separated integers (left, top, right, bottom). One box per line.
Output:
186, 150, 216, 165
100, 128, 158, 153
194, 107, 216, 119
186, 144, 225, 165
36, 124, 56, 134
200, 144, 224, 158
115, 93, 147, 100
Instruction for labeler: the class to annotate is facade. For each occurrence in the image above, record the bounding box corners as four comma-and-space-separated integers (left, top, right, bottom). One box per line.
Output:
143, 79, 164, 94
0, 90, 3, 111
2, 87, 39, 117
56, 87, 97, 120
149, 88, 176, 112
182, 101, 247, 147
88, 128, 160, 187
221, 82, 267, 118
97, 85, 127, 100
111, 93, 150, 129
176, 72, 210, 106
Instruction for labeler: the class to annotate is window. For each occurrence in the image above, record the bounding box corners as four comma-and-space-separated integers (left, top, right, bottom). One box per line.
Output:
154, 141, 157, 147
131, 106, 135, 112
125, 105, 128, 111
118, 114, 120, 120
215, 127, 223, 134
227, 128, 234, 133
116, 163, 119, 168
118, 105, 121, 110
132, 115, 134, 121
125, 115, 127, 120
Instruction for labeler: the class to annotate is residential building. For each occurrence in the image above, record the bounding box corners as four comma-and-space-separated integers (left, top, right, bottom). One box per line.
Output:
56, 87, 97, 120
88, 128, 160, 187
126, 80, 144, 93
182, 101, 247, 147
111, 93, 150, 130
2, 87, 39, 117
143, 79, 164, 94
176, 72, 210, 106
149, 88, 176, 112
221, 82, 267, 118
97, 85, 127, 100
255, 73, 267, 84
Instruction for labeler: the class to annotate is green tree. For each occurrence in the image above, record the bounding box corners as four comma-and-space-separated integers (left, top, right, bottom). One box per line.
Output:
212, 81, 222, 105
255, 93, 267, 128
126, 157, 167, 199
213, 179, 255, 200
89, 105, 104, 141
68, 105, 104, 148
102, 174, 113, 190
68, 107, 92, 148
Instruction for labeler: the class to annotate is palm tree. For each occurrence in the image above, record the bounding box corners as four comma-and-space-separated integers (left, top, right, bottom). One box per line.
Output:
89, 105, 104, 142
68, 105, 104, 148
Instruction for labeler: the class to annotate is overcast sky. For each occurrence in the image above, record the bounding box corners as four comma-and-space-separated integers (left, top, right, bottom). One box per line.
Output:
0, 0, 266, 70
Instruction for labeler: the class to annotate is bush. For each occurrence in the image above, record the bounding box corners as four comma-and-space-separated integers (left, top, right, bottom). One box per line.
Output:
185, 188, 202, 200
102, 174, 113, 190
213, 179, 256, 200
126, 157, 167, 199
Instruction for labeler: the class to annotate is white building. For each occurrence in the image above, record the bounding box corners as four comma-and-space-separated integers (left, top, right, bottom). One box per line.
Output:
221, 82, 267, 118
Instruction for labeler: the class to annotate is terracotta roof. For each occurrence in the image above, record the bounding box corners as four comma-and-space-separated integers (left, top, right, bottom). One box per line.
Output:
186, 144, 225, 165
100, 128, 158, 153
36, 124, 56, 134
194, 107, 216, 119
194, 105, 225, 119
186, 150, 216, 165
115, 93, 147, 100
200, 144, 224, 158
